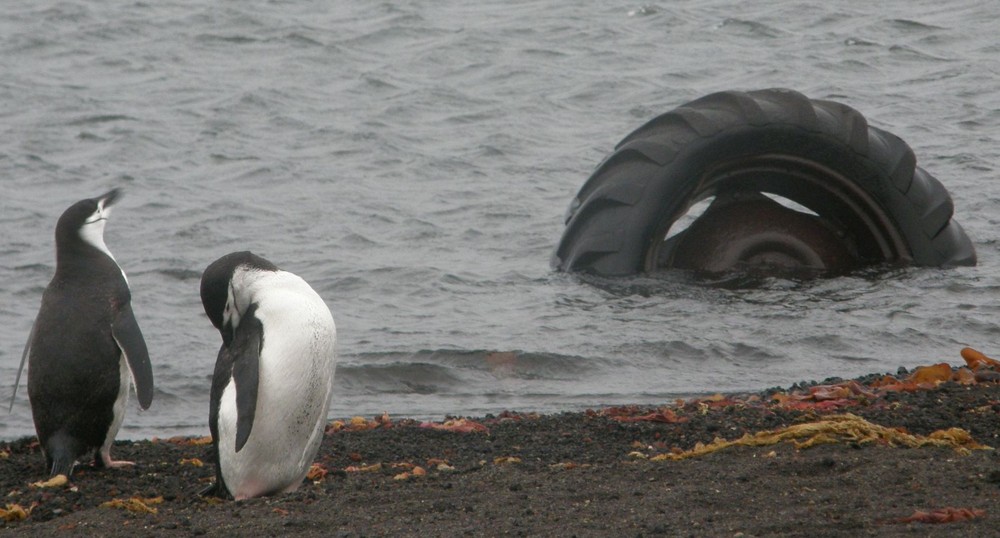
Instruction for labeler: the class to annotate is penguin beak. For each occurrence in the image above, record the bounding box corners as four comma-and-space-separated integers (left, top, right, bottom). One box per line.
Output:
97, 188, 122, 210
85, 188, 122, 223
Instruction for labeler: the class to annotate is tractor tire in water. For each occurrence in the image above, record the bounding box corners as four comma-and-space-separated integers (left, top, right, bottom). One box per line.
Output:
552, 88, 976, 278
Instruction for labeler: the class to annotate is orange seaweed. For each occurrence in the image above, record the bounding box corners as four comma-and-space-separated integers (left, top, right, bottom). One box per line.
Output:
419, 418, 489, 433
961, 347, 1000, 370
778, 398, 858, 412
100, 496, 163, 514
0, 503, 32, 522
895, 507, 985, 524
611, 408, 688, 424
907, 363, 953, 385
344, 463, 382, 473
306, 464, 328, 481
156, 435, 213, 446
954, 367, 976, 385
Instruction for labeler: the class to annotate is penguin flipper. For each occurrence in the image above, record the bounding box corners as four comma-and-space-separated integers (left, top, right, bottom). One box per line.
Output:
9, 320, 35, 413
231, 304, 263, 453
111, 303, 154, 410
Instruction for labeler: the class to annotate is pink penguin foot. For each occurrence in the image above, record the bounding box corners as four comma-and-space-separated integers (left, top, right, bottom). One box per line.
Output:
99, 451, 136, 469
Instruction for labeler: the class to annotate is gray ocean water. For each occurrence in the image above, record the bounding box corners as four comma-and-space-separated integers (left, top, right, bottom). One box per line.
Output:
2, 1, 1000, 441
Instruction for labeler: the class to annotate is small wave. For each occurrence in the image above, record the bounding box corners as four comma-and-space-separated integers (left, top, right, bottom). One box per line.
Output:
341, 232, 381, 247
209, 153, 260, 163
275, 32, 323, 47
338, 361, 462, 395
337, 349, 600, 396
843, 37, 880, 47
13, 263, 50, 273
76, 132, 106, 141
888, 44, 952, 62
65, 114, 137, 126
361, 75, 401, 92
195, 34, 259, 45
156, 268, 202, 281
627, 6, 658, 17
714, 18, 788, 38
888, 19, 945, 32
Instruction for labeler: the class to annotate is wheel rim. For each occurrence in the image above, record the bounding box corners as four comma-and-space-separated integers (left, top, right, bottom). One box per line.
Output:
646, 154, 914, 276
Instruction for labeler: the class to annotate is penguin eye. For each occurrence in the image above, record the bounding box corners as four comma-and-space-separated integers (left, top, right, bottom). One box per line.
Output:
83, 209, 102, 224
83, 202, 109, 225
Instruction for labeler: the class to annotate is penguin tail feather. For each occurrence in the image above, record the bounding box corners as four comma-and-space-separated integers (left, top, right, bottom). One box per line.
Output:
44, 432, 81, 477
197, 481, 231, 499
49, 458, 75, 478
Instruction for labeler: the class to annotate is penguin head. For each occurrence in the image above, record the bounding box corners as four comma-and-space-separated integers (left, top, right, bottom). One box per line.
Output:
201, 251, 278, 345
55, 189, 122, 259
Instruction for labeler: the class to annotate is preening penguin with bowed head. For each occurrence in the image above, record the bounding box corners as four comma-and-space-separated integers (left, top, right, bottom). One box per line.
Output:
10, 188, 154, 478
200, 251, 337, 500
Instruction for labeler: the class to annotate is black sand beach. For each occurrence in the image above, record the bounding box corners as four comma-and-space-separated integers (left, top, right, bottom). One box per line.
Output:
3, 354, 1000, 537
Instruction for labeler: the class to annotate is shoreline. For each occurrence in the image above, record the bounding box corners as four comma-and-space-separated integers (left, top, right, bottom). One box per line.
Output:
3, 358, 1000, 536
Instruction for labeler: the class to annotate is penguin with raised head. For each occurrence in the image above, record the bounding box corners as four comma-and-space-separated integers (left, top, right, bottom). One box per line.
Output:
199, 251, 337, 500
10, 188, 154, 477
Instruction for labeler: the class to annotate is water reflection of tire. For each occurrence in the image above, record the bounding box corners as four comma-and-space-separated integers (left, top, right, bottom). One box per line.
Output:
552, 88, 976, 278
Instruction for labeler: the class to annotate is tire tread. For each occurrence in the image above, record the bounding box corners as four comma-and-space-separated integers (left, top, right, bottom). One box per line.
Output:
554, 88, 975, 275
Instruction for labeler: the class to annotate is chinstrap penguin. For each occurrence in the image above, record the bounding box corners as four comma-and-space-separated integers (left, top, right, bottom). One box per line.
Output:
10, 188, 154, 477
200, 251, 337, 500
